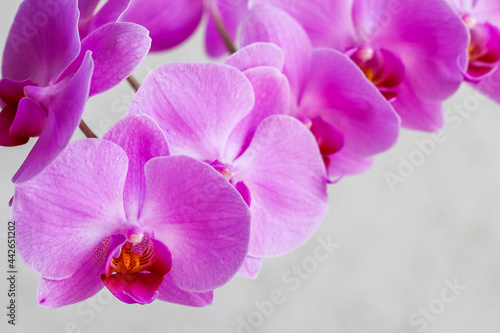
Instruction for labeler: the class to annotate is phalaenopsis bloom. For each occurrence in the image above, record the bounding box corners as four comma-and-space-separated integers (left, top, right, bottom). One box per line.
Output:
0, 0, 150, 183
240, 5, 400, 178
121, 0, 248, 56
128, 61, 328, 277
12, 115, 251, 307
447, 0, 500, 103
253, 0, 469, 132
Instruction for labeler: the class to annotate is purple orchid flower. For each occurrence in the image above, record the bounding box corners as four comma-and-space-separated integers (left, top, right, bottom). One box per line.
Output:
12, 115, 251, 307
447, 0, 500, 103
0, 0, 151, 184
253, 0, 469, 132
239, 5, 400, 178
127, 60, 328, 278
120, 0, 248, 56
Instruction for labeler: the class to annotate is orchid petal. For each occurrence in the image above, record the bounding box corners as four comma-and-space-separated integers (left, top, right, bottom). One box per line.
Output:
12, 139, 128, 280
157, 274, 214, 307
224, 42, 285, 72
120, 0, 203, 52
12, 52, 94, 184
65, 22, 151, 97
224, 66, 290, 161
238, 256, 263, 279
140, 155, 251, 292
104, 115, 170, 221
353, 0, 469, 101
251, 0, 356, 49
128, 63, 254, 162
37, 234, 126, 309
233, 115, 328, 257
300, 49, 400, 157
2, 0, 80, 85
241, 4, 312, 101
80, 0, 131, 38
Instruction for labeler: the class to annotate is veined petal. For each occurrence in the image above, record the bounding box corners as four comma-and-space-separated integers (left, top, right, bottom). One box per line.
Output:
472, 67, 500, 103
120, 0, 203, 52
2, 0, 80, 85
79, 0, 131, 38
12, 52, 94, 184
241, 4, 312, 101
157, 274, 214, 307
224, 42, 285, 72
300, 49, 400, 157
391, 80, 445, 132
233, 115, 328, 257
37, 234, 126, 309
140, 155, 251, 292
12, 139, 129, 280
250, 0, 356, 49
65, 22, 151, 97
128, 63, 255, 162
104, 115, 170, 220
224, 66, 290, 161
238, 255, 263, 279
353, 0, 469, 101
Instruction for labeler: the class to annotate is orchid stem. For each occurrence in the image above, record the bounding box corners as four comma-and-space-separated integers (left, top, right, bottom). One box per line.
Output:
127, 75, 141, 92
79, 119, 97, 139
210, 4, 237, 54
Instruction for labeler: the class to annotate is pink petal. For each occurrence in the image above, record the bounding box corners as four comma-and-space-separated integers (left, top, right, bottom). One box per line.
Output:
128, 63, 254, 162
157, 274, 214, 307
12, 52, 94, 184
104, 115, 170, 221
2, 0, 80, 85
326, 151, 374, 179
300, 49, 400, 158
472, 68, 500, 103
224, 42, 285, 72
224, 66, 290, 161
120, 0, 203, 52
37, 234, 126, 309
12, 139, 128, 280
238, 256, 263, 279
466, 1, 500, 23
65, 22, 151, 97
353, 0, 469, 101
251, 0, 356, 49
79, 0, 131, 38
140, 155, 251, 292
241, 4, 312, 101
391, 80, 445, 132
205, 0, 249, 57
9, 97, 47, 138
232, 116, 328, 257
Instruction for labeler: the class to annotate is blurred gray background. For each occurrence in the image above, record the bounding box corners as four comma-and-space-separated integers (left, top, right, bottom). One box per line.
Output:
2, 1, 500, 332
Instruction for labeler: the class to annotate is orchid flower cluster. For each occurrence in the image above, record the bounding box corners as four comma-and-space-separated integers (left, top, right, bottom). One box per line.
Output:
2, 0, 499, 308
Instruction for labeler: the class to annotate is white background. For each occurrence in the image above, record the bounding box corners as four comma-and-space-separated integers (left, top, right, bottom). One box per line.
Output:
1, 1, 500, 332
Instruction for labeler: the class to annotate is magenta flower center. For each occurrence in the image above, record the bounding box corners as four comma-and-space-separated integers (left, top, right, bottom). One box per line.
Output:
463, 14, 500, 80
349, 47, 405, 101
